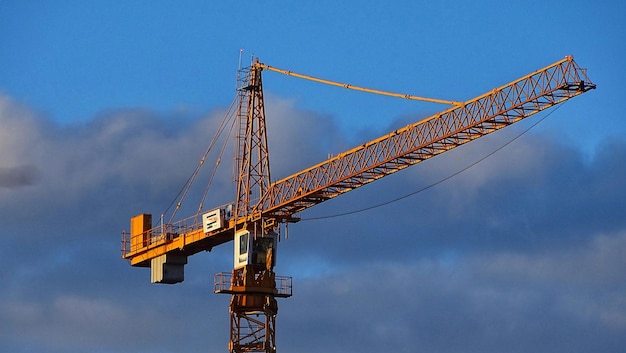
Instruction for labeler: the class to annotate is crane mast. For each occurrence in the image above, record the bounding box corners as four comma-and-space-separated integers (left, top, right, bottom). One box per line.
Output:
235, 60, 271, 219
121, 56, 595, 353
220, 59, 288, 353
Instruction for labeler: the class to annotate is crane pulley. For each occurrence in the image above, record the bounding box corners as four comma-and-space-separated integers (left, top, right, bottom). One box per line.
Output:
121, 55, 595, 353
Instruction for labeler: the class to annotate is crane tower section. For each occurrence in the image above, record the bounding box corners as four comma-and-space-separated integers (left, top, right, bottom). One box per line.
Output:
215, 60, 290, 353
235, 60, 272, 219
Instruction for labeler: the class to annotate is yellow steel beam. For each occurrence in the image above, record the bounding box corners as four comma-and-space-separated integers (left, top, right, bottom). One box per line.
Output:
259, 56, 595, 219
123, 56, 595, 266
255, 62, 462, 106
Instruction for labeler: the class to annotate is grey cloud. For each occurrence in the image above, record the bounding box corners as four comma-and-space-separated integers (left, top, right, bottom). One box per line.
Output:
0, 164, 40, 188
0, 93, 625, 353
278, 231, 626, 353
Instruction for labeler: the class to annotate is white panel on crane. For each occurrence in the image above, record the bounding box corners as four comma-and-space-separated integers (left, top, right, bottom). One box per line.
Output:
234, 229, 277, 269
202, 208, 224, 233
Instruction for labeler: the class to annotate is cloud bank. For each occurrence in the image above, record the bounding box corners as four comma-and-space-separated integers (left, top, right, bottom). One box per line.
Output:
0, 93, 624, 353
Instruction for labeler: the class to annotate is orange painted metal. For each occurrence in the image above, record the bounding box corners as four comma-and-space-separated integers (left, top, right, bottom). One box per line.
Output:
122, 56, 595, 267
259, 56, 595, 220
121, 56, 595, 353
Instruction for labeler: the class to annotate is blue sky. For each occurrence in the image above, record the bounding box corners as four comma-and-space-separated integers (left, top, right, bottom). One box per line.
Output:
1, 1, 625, 353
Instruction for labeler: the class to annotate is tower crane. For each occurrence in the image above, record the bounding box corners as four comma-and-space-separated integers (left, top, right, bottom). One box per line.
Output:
121, 55, 595, 353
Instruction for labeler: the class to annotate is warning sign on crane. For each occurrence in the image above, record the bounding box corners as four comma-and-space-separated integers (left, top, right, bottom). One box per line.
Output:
202, 208, 224, 233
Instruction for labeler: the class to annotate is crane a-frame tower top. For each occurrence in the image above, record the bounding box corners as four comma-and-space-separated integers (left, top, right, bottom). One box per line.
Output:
121, 55, 595, 353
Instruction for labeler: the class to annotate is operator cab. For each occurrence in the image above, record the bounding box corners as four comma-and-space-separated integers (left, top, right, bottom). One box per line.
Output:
234, 229, 277, 269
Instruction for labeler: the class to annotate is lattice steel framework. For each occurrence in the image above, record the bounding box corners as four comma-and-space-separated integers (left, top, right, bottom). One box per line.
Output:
121, 55, 595, 353
226, 267, 280, 353
122, 56, 595, 266
229, 60, 282, 353
259, 56, 595, 220
235, 59, 272, 219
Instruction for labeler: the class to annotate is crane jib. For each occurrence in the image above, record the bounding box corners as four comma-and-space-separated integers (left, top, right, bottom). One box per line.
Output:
260, 56, 595, 220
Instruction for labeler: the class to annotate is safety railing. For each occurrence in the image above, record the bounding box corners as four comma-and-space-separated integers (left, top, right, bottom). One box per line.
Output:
120, 204, 238, 257
214, 272, 293, 298
120, 214, 204, 257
